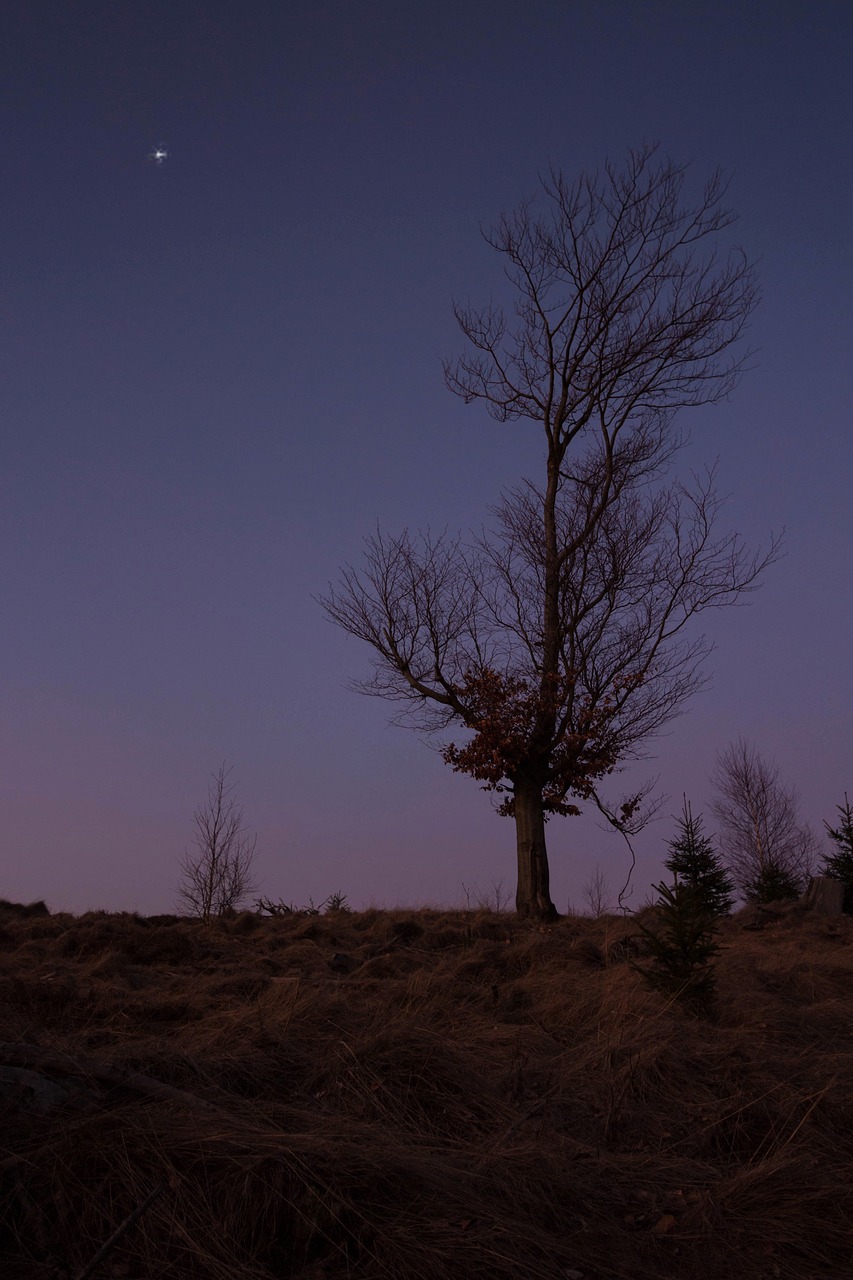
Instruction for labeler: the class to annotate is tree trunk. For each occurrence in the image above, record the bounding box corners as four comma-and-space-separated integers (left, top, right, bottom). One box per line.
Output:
514, 777, 558, 921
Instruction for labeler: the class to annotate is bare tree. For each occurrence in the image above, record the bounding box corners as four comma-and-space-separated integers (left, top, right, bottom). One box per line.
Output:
582, 864, 612, 917
710, 740, 818, 902
322, 145, 778, 921
177, 764, 258, 921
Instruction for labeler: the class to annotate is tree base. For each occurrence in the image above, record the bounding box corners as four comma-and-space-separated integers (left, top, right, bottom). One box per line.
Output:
515, 901, 560, 924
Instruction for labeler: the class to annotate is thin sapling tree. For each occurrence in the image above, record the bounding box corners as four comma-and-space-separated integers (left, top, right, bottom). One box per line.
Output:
711, 740, 818, 903
177, 763, 258, 922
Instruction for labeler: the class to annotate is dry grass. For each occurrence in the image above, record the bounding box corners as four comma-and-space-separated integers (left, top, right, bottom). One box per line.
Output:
1, 899, 852, 1279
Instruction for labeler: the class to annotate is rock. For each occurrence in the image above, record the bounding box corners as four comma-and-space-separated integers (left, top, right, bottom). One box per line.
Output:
802, 876, 844, 916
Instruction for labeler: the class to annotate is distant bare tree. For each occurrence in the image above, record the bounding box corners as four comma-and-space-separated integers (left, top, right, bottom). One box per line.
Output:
462, 878, 513, 912
711, 740, 818, 902
323, 144, 777, 921
582, 864, 612, 917
177, 764, 258, 922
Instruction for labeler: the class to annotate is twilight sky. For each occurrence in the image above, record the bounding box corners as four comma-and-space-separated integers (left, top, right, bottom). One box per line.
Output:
2, 1, 851, 915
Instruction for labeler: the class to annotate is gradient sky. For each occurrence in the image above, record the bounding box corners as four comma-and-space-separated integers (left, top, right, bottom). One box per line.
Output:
2, 1, 851, 915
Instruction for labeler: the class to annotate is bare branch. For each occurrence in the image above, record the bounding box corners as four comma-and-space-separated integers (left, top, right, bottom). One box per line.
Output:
319, 527, 496, 730
444, 143, 758, 475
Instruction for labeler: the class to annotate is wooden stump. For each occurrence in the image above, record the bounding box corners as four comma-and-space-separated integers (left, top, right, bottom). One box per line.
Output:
802, 876, 844, 916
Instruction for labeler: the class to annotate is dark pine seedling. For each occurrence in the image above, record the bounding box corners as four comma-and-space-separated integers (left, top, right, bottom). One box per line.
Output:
665, 798, 736, 916
822, 793, 853, 913
632, 881, 721, 1014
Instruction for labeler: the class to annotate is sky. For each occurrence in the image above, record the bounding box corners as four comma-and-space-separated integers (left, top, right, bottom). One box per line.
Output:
1, 0, 851, 916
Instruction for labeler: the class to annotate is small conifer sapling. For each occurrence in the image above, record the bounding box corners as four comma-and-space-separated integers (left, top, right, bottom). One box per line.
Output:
665, 798, 735, 915
822, 793, 853, 913
632, 881, 720, 1013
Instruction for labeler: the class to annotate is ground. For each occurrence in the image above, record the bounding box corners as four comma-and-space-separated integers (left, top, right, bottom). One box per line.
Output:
1, 899, 852, 1279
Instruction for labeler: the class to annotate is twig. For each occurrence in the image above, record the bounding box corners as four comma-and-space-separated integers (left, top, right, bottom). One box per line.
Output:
75, 1184, 164, 1280
590, 792, 638, 911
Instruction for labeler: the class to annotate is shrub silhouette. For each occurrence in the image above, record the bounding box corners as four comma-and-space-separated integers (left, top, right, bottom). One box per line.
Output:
746, 860, 802, 904
822, 793, 853, 913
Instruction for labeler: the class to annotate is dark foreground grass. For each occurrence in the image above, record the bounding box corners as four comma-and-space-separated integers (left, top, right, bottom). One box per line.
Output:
1, 899, 852, 1279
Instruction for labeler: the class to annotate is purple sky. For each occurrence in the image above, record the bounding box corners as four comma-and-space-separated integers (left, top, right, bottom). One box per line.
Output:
2, 1, 851, 915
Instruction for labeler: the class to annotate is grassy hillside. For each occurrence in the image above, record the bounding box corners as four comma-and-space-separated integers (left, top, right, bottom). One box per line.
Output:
1, 900, 852, 1279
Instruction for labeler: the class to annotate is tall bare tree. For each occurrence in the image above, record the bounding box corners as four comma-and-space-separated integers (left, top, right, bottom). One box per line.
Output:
323, 145, 777, 920
710, 740, 818, 902
177, 763, 258, 921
